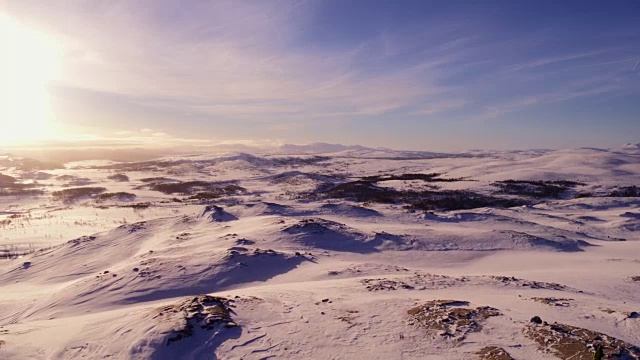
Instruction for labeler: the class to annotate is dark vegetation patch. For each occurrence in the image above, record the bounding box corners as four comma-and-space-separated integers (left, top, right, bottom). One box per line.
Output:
311, 174, 529, 211
408, 300, 500, 339
0, 188, 44, 197
406, 191, 527, 211
320, 181, 402, 203
107, 173, 129, 182
0, 244, 38, 259
0, 175, 43, 196
269, 171, 339, 187
187, 186, 246, 200
52, 187, 106, 203
574, 185, 637, 199
608, 186, 638, 197
361, 172, 468, 183
492, 180, 584, 199
95, 192, 137, 203
56, 175, 94, 186
148, 181, 246, 196
119, 202, 152, 209
525, 320, 640, 360
140, 177, 176, 183
531, 297, 573, 307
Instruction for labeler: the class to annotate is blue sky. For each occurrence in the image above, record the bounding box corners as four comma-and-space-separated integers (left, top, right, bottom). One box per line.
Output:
3, 0, 640, 151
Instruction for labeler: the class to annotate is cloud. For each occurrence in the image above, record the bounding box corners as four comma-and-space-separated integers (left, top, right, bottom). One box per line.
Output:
6, 1, 467, 122
4, 0, 638, 145
508, 49, 618, 71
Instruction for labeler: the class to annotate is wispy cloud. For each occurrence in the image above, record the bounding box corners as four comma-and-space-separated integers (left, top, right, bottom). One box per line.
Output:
508, 49, 618, 71
3, 0, 639, 150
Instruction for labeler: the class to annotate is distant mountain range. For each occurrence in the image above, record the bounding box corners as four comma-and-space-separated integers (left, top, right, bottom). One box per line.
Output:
274, 142, 375, 154
2, 141, 638, 164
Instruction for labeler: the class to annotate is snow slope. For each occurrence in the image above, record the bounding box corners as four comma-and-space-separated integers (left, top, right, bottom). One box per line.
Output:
0, 146, 639, 359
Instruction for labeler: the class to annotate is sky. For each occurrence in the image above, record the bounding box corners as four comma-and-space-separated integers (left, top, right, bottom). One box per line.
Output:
1, 0, 639, 152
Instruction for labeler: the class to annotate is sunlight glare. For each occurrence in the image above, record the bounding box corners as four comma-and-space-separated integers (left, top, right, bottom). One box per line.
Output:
0, 14, 62, 143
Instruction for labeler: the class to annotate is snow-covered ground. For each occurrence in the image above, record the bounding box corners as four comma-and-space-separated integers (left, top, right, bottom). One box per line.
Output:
0, 145, 639, 359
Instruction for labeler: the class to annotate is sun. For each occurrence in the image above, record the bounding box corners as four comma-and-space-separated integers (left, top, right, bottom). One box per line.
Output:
0, 14, 61, 144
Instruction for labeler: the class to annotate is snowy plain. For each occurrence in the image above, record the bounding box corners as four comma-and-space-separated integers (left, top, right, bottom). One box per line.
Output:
0, 144, 639, 359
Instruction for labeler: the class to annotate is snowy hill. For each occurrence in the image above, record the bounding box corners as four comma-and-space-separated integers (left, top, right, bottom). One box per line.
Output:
1, 145, 640, 359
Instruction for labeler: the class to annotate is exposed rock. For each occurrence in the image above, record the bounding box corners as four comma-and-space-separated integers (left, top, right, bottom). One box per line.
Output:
625, 311, 640, 319
491, 276, 567, 290
158, 295, 235, 346
531, 297, 573, 307
476, 346, 515, 360
107, 173, 129, 182
408, 300, 500, 340
524, 321, 640, 360
362, 278, 415, 291
202, 205, 238, 222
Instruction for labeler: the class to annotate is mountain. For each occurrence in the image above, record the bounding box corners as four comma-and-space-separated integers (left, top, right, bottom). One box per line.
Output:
275, 142, 374, 154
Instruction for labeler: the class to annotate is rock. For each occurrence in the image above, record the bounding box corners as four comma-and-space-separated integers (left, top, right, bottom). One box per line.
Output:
531, 297, 573, 307
408, 300, 501, 340
625, 311, 640, 319
525, 321, 640, 359
476, 346, 515, 360
164, 295, 235, 346
530, 316, 542, 324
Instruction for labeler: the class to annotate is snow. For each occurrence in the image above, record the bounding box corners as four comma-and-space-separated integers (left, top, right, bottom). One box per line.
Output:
0, 145, 639, 359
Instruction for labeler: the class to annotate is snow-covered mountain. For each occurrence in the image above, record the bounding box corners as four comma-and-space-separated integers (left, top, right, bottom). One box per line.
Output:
274, 142, 375, 154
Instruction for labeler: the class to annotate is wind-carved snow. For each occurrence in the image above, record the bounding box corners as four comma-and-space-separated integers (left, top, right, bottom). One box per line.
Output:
0, 145, 639, 359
